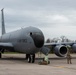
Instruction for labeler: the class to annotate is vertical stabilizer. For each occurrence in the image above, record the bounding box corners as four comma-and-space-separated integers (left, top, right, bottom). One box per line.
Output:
1, 8, 6, 35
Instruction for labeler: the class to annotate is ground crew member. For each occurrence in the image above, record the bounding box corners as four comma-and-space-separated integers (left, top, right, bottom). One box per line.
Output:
66, 49, 72, 64
38, 55, 50, 65
44, 55, 49, 64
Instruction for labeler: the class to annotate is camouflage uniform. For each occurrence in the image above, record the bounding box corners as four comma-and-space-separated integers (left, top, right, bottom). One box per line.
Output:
44, 55, 49, 63
38, 55, 50, 65
66, 49, 72, 64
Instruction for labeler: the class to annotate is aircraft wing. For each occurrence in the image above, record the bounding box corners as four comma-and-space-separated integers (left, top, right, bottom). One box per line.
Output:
41, 42, 76, 57
44, 42, 74, 46
0, 42, 13, 48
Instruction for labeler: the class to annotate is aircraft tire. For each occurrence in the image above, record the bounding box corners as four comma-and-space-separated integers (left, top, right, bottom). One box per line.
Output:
28, 54, 31, 63
26, 54, 29, 59
0, 53, 2, 58
31, 54, 35, 63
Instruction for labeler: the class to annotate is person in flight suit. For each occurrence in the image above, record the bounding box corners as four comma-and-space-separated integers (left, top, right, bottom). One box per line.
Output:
66, 49, 72, 64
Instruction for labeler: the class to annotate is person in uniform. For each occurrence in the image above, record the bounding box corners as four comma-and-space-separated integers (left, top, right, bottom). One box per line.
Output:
44, 55, 49, 64
66, 49, 72, 64
38, 54, 50, 65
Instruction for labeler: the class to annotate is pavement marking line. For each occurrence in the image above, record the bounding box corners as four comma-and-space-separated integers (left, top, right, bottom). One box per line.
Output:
64, 67, 76, 70
52, 66, 65, 68
52, 65, 76, 70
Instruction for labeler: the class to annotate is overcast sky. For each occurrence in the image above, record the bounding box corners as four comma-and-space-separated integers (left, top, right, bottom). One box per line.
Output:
0, 0, 76, 40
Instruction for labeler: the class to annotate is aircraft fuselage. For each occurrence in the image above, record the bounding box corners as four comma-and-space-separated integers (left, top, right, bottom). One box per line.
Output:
0, 26, 44, 54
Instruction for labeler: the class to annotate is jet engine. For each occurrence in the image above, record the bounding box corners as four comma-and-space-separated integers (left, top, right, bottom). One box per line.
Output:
54, 45, 67, 57
72, 44, 76, 52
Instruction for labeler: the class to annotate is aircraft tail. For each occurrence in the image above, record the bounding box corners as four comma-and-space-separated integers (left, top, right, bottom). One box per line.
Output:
1, 8, 6, 35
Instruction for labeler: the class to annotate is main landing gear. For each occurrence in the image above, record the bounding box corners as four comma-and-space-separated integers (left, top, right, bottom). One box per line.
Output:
0, 53, 2, 58
26, 54, 35, 63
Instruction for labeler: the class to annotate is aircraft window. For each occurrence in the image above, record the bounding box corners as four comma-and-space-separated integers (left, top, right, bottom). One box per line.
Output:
34, 32, 41, 36
30, 32, 32, 36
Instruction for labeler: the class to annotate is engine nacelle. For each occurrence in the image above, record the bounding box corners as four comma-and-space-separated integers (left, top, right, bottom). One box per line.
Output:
54, 45, 67, 57
72, 44, 76, 52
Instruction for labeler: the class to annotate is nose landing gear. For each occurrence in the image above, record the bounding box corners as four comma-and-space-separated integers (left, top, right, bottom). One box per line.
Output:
26, 54, 35, 63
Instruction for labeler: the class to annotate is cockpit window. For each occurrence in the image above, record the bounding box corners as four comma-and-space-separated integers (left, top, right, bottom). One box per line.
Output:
29, 32, 41, 37
30, 32, 32, 36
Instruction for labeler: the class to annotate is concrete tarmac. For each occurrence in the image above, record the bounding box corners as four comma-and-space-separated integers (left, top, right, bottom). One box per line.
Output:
0, 54, 76, 75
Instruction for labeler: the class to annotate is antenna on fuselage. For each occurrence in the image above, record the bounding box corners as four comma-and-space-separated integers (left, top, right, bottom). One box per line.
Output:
1, 8, 6, 35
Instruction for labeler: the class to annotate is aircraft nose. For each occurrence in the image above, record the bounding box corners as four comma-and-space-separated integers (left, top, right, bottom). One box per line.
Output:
31, 33, 44, 48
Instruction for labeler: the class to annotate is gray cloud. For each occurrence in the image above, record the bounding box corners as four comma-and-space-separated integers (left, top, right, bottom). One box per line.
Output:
0, 0, 76, 40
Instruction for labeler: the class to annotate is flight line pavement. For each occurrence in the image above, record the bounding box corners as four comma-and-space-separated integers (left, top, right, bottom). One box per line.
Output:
0, 54, 76, 75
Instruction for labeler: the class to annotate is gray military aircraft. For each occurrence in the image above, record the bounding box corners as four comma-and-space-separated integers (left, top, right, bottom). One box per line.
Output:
0, 9, 76, 63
